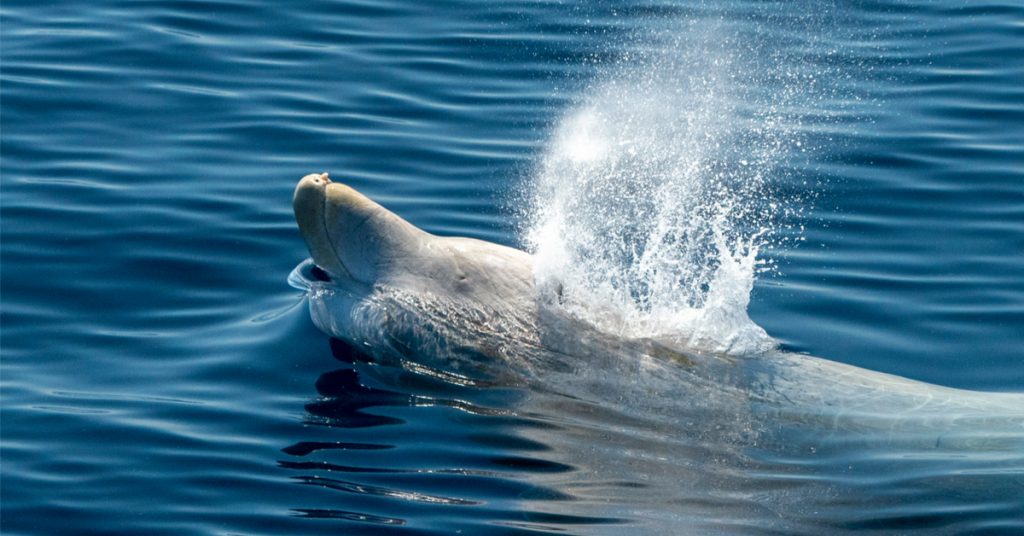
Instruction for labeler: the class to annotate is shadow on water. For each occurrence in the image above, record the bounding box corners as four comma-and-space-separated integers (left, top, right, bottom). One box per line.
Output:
278, 338, 627, 535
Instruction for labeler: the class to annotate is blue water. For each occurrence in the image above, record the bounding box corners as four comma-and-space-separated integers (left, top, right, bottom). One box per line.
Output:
2, 1, 1023, 534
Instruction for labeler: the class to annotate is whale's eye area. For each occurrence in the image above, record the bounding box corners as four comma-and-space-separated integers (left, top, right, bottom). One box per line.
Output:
311, 265, 332, 282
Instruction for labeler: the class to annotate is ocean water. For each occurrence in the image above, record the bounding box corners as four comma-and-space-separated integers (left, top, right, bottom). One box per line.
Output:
2, 1, 1023, 535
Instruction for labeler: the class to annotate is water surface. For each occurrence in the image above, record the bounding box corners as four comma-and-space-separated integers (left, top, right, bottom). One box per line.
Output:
3, 1, 1023, 534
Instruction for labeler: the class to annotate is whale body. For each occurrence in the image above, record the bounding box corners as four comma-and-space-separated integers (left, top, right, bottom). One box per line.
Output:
291, 172, 1024, 533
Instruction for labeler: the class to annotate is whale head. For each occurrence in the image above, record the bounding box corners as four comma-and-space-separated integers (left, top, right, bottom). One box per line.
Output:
292, 172, 539, 366
293, 172, 428, 286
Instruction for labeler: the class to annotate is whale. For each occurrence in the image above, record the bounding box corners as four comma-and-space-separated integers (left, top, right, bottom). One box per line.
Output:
291, 172, 1024, 533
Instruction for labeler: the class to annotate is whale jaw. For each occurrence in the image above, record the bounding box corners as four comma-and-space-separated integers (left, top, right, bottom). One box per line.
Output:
293, 172, 429, 285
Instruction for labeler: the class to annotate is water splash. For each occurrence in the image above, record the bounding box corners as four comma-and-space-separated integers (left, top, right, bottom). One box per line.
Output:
525, 23, 809, 355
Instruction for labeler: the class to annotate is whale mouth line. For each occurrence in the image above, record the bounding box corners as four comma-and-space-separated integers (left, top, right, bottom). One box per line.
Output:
309, 171, 354, 283
320, 191, 358, 284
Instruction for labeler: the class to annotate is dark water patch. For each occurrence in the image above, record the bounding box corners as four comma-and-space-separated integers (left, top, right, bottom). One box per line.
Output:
282, 441, 393, 457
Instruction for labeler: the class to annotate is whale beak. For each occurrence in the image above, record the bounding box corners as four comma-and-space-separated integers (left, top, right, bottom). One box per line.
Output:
294, 172, 353, 280
293, 172, 427, 285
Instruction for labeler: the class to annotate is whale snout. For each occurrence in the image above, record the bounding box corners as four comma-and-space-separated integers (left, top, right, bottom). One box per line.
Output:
294, 172, 331, 202
306, 171, 331, 185
293, 172, 429, 286
294, 172, 351, 281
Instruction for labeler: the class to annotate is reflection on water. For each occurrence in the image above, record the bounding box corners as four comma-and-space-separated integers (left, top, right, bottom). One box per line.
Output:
279, 338, 625, 534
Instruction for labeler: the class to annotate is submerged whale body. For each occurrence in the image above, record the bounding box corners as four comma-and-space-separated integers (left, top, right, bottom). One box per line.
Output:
291, 172, 1024, 533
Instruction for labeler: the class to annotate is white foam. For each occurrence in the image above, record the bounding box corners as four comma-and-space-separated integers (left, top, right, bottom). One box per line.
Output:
523, 28, 800, 355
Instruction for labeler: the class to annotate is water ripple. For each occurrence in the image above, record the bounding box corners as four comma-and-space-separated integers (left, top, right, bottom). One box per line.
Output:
3, 0, 1023, 534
